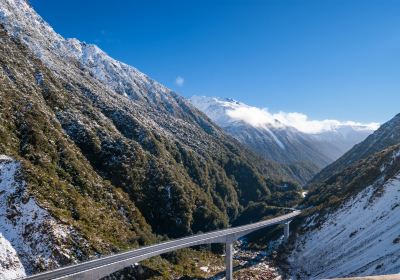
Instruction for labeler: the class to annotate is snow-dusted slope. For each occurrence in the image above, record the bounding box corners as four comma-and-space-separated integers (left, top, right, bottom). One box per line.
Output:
190, 96, 377, 176
0, 233, 24, 280
289, 176, 400, 279
0, 156, 85, 278
289, 140, 400, 279
0, 1, 305, 275
0, 0, 171, 105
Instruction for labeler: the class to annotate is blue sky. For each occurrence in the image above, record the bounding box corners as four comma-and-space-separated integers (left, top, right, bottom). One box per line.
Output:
30, 0, 400, 123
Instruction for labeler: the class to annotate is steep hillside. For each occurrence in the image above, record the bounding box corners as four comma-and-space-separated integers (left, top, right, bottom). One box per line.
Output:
0, 156, 91, 276
290, 173, 400, 279
286, 112, 400, 279
305, 143, 400, 212
0, 26, 156, 275
222, 123, 324, 174
310, 113, 400, 184
191, 96, 376, 183
0, 0, 303, 277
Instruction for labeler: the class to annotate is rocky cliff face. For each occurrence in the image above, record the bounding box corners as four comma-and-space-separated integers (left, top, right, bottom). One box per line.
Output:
0, 1, 302, 277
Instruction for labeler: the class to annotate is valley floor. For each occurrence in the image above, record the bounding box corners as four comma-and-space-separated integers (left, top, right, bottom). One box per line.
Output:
211, 241, 283, 280
106, 241, 284, 280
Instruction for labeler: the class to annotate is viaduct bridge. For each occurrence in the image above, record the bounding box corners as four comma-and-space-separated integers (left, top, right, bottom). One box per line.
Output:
25, 210, 301, 280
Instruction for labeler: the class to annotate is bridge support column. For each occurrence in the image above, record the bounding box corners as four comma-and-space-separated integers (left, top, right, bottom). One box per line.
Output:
284, 221, 290, 242
225, 241, 234, 280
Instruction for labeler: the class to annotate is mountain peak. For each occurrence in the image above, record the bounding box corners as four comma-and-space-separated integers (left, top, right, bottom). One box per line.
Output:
224, 97, 240, 104
0, 0, 169, 101
190, 95, 378, 134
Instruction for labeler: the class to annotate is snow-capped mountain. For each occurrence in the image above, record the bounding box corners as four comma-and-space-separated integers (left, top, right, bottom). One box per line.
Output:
0, 0, 179, 110
1, 1, 395, 279
190, 96, 378, 182
0, 0, 304, 277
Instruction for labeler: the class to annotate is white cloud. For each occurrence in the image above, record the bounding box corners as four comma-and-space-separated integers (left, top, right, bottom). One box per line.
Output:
175, 76, 184, 86
224, 103, 379, 134
272, 111, 380, 134
226, 106, 278, 128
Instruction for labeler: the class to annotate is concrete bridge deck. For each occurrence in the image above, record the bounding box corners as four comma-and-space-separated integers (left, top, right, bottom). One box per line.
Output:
24, 210, 301, 280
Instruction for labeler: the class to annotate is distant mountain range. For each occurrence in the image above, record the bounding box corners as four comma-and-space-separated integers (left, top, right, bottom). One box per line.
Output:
310, 113, 400, 183
190, 96, 378, 183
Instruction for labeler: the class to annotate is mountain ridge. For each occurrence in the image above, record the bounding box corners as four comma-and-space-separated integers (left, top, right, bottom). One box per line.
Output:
0, 1, 303, 277
190, 95, 376, 183
310, 113, 400, 184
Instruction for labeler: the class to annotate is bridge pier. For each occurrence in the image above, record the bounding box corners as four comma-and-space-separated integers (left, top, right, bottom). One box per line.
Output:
225, 241, 234, 280
284, 221, 290, 241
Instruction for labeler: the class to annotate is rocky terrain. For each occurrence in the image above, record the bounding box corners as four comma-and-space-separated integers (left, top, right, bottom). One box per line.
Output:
290, 175, 400, 279
0, 156, 88, 278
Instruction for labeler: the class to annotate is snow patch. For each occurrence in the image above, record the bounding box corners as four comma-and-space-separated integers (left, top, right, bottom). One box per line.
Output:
289, 177, 400, 279
0, 233, 25, 280
0, 155, 83, 278
264, 127, 286, 150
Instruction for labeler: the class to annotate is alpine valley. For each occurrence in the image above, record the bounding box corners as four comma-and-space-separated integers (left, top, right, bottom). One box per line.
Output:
190, 96, 377, 184
0, 1, 399, 280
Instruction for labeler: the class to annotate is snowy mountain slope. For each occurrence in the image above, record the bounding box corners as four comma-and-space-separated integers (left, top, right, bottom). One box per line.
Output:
0, 0, 170, 105
222, 123, 323, 184
190, 96, 377, 182
289, 173, 400, 279
0, 23, 163, 276
287, 123, 400, 279
0, 232, 24, 280
0, 1, 304, 276
0, 156, 86, 277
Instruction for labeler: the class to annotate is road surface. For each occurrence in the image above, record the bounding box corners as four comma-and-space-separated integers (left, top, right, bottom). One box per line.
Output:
24, 210, 300, 280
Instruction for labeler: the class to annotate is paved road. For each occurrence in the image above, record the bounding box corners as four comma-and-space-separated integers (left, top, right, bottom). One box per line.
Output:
24, 210, 301, 280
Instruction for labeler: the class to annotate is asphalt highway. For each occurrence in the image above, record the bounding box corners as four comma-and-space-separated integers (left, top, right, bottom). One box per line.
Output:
24, 210, 301, 280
